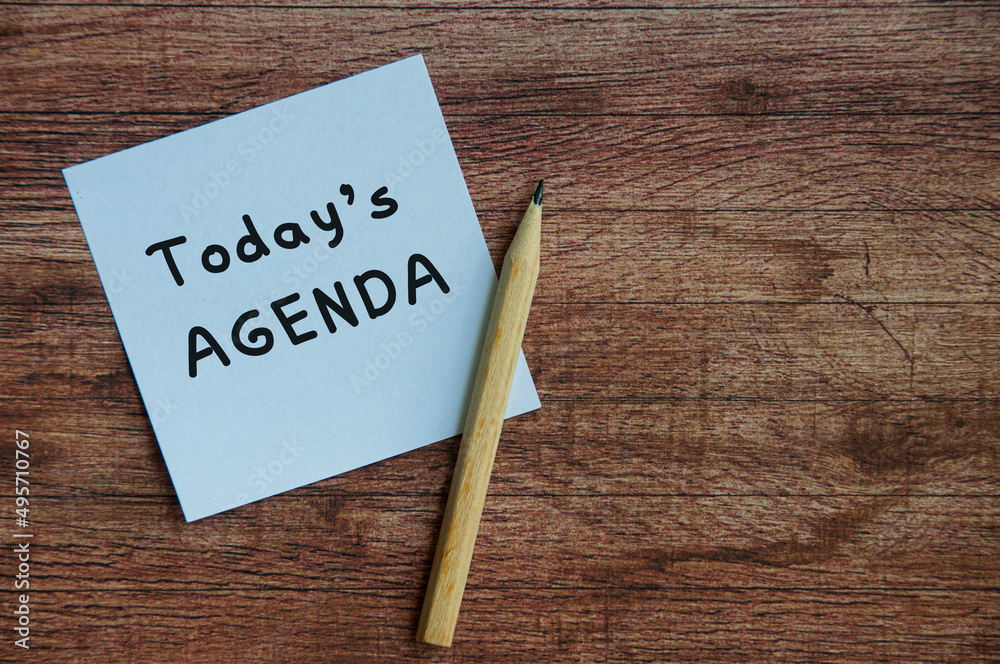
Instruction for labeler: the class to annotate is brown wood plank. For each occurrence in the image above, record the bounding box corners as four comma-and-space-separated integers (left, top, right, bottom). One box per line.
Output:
3, 398, 997, 500
4, 113, 999, 214
27, 588, 1000, 662
20, 493, 1000, 592
3, 0, 991, 8
3, 302, 999, 401
1, 7, 998, 116
532, 303, 1000, 400
6, 208, 1000, 306
540, 209, 1000, 304
455, 114, 1000, 211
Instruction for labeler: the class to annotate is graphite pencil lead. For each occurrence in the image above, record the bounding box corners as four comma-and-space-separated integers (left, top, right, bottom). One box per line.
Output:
533, 179, 544, 206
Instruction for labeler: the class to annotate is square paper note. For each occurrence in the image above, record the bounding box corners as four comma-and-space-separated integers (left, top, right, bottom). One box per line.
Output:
64, 55, 540, 521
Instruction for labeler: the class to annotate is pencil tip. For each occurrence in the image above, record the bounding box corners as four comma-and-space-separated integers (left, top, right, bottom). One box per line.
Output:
533, 180, 544, 206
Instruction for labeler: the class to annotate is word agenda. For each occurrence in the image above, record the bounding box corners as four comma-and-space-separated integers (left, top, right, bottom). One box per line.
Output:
144, 185, 451, 377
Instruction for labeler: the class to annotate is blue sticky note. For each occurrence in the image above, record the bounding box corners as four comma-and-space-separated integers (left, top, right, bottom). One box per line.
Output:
63, 55, 540, 521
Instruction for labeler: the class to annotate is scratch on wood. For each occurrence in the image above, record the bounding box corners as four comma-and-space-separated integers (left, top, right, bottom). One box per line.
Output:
838, 294, 911, 362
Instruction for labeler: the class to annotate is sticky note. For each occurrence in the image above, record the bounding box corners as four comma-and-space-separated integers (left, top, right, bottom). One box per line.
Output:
63, 55, 540, 521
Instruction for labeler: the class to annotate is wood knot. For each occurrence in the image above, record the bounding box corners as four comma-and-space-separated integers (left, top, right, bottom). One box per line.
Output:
720, 76, 774, 115
0, 23, 24, 38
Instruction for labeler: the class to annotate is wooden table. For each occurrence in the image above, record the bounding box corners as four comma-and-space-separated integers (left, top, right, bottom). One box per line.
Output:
2, 3, 998, 662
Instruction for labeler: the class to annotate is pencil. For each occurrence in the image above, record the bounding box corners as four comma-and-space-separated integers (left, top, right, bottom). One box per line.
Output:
416, 180, 543, 647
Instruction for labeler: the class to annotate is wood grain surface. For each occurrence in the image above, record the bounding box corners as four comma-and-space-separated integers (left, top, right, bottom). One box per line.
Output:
1, 2, 998, 662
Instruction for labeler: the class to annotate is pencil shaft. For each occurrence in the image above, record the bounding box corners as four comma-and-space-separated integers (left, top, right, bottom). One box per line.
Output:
417, 195, 541, 647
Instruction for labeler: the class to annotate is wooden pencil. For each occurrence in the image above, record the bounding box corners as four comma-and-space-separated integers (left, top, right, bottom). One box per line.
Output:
416, 180, 543, 647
